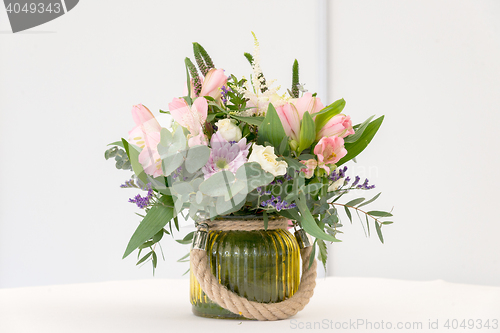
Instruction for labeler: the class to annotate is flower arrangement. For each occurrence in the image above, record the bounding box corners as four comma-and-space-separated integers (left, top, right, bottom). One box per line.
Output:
105, 35, 393, 272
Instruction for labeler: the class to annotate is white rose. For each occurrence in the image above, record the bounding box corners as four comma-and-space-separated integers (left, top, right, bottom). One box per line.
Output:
215, 119, 242, 142
248, 144, 287, 176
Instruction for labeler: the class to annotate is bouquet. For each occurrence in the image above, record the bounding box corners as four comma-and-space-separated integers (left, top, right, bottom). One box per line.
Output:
105, 35, 393, 272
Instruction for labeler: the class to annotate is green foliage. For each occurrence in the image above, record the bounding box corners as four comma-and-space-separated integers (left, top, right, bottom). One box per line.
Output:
193, 42, 214, 76
291, 59, 299, 98
185, 57, 201, 96
317, 239, 328, 271
123, 195, 175, 259
298, 111, 315, 154
257, 104, 287, 150
243, 52, 253, 65
104, 146, 131, 171
313, 98, 346, 131
337, 116, 384, 166
295, 192, 340, 243
230, 115, 264, 126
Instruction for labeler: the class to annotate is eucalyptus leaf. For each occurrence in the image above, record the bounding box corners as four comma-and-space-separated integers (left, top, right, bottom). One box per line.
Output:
136, 252, 152, 265
296, 193, 339, 242
357, 192, 381, 208
368, 211, 393, 217
176, 231, 195, 245
344, 206, 352, 223
375, 222, 384, 243
345, 198, 365, 207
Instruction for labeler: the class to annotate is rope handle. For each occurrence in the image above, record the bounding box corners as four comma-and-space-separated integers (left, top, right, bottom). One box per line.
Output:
190, 227, 317, 321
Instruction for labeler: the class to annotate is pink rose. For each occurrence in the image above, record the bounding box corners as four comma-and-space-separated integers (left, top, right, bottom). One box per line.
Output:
317, 114, 355, 140
313, 136, 347, 173
300, 159, 318, 179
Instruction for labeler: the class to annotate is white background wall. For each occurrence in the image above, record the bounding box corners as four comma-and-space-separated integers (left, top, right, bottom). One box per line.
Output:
327, 0, 500, 286
0, 0, 498, 288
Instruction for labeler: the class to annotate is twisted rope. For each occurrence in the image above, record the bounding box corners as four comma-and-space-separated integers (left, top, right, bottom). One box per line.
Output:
190, 242, 317, 321
203, 218, 289, 231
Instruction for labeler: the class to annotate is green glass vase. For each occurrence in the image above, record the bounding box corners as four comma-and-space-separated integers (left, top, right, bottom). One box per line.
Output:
190, 217, 300, 319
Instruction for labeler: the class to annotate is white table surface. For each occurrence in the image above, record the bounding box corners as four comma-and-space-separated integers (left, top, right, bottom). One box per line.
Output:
1, 277, 499, 333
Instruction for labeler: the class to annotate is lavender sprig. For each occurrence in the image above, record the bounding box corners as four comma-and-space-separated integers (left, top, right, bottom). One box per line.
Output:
260, 195, 296, 212
128, 183, 154, 209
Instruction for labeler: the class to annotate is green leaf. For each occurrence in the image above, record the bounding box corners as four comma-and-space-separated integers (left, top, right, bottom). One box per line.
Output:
382, 221, 394, 225
337, 116, 384, 166
278, 207, 301, 222
343, 115, 374, 143
230, 115, 264, 126
185, 145, 210, 173
298, 111, 316, 154
121, 138, 149, 186
177, 252, 190, 262
235, 162, 274, 192
107, 141, 124, 148
368, 211, 393, 217
257, 103, 287, 149
357, 192, 381, 208
308, 240, 317, 270
300, 183, 324, 195
345, 198, 365, 207
375, 222, 384, 243
199, 170, 236, 197
184, 60, 193, 106
291, 59, 300, 98
152, 251, 158, 269
296, 193, 340, 243
344, 206, 352, 223
176, 231, 195, 245
123, 201, 174, 259
283, 156, 304, 170
152, 229, 163, 243
139, 241, 154, 249
278, 135, 289, 156
313, 98, 346, 131
136, 252, 152, 265
317, 239, 328, 271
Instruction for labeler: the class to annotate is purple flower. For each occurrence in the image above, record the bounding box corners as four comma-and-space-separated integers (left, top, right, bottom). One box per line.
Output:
128, 183, 154, 209
221, 86, 232, 104
260, 195, 296, 212
202, 132, 251, 179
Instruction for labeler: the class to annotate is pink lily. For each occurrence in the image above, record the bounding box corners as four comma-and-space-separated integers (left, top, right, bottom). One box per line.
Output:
300, 159, 318, 179
313, 136, 347, 173
128, 104, 163, 178
200, 68, 227, 100
168, 97, 208, 146
183, 68, 227, 101
276, 92, 324, 142
317, 114, 355, 140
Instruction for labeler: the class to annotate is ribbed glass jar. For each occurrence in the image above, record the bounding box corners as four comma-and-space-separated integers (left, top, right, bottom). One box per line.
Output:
190, 217, 300, 319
